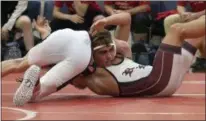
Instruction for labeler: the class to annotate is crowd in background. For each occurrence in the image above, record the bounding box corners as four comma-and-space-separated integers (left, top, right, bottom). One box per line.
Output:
1, 1, 206, 72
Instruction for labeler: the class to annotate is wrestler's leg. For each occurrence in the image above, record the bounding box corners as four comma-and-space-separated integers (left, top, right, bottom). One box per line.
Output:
161, 15, 205, 47
160, 18, 204, 71
181, 37, 205, 72
2, 29, 62, 77
171, 15, 205, 39
1, 35, 60, 78
151, 25, 205, 97
2, 56, 30, 77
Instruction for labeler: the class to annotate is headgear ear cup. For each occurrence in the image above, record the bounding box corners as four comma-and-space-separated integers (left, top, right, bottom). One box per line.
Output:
111, 38, 117, 55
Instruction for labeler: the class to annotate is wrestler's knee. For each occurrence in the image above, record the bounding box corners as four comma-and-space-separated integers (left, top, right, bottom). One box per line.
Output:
39, 81, 57, 98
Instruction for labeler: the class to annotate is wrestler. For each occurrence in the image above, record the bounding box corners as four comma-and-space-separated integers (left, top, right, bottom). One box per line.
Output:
5, 12, 132, 106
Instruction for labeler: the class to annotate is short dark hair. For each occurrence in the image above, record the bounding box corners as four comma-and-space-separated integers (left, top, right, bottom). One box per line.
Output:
91, 29, 113, 49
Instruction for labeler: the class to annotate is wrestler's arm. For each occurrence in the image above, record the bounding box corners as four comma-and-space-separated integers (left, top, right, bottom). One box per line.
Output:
105, 13, 132, 58
72, 71, 119, 96
71, 75, 103, 94
106, 12, 131, 41
90, 12, 131, 41
2, 56, 30, 77
114, 39, 132, 59
90, 12, 132, 57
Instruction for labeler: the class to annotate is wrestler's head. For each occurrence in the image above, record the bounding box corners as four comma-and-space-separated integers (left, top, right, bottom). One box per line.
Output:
91, 29, 116, 67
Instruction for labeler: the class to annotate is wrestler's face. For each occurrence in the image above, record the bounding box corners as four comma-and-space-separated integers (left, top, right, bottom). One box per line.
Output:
93, 45, 115, 67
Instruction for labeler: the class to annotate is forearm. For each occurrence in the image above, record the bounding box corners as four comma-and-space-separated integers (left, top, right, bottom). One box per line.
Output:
109, 13, 131, 41
177, 5, 186, 14
73, 1, 89, 17
2, 1, 28, 31
126, 5, 150, 15
104, 5, 115, 15
105, 12, 131, 26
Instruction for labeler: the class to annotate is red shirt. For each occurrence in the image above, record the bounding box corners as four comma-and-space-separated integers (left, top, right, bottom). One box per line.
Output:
177, 1, 206, 12
104, 1, 151, 12
55, 1, 101, 14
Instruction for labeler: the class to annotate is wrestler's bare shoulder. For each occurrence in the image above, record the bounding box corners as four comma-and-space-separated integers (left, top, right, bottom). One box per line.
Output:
91, 68, 119, 96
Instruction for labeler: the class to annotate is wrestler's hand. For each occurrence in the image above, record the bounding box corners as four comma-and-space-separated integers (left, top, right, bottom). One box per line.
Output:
89, 18, 107, 36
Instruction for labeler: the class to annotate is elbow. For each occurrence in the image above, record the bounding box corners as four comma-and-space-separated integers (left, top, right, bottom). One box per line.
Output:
121, 41, 130, 52
118, 41, 132, 58
123, 12, 131, 25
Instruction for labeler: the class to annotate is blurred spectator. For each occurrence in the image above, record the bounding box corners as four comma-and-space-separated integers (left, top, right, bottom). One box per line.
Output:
104, 1, 151, 42
164, 1, 206, 72
1, 1, 34, 60
50, 1, 104, 32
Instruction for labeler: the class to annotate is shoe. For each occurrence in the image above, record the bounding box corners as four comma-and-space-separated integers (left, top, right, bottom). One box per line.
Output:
191, 58, 206, 72
13, 65, 41, 106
